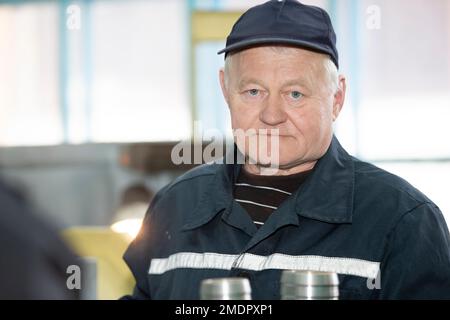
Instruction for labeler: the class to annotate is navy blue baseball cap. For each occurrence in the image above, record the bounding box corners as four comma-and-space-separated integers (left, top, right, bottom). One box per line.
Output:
217, 0, 339, 68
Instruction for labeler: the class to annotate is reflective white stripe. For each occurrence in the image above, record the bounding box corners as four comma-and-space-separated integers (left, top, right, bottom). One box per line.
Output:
254, 221, 264, 225
235, 199, 278, 210
238, 253, 380, 279
149, 252, 380, 279
149, 252, 238, 275
234, 183, 292, 195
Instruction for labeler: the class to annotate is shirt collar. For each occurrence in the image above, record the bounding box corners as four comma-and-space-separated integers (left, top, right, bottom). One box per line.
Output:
182, 135, 354, 231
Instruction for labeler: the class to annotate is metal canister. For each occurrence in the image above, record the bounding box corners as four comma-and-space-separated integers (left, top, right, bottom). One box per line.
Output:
200, 277, 252, 300
280, 270, 339, 300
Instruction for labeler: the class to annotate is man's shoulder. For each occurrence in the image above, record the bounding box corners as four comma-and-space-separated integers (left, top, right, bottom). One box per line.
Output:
169, 163, 220, 189
352, 157, 434, 207
152, 163, 221, 204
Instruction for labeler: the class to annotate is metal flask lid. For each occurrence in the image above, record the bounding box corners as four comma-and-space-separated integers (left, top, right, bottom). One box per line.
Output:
281, 270, 340, 300
200, 277, 252, 300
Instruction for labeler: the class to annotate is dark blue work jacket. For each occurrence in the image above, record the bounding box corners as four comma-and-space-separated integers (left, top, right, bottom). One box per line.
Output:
123, 136, 450, 299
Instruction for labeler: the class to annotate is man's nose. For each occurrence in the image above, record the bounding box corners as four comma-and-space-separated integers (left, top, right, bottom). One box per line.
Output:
259, 95, 288, 126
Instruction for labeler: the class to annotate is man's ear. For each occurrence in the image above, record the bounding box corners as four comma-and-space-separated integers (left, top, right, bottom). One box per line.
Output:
332, 75, 346, 121
219, 68, 229, 105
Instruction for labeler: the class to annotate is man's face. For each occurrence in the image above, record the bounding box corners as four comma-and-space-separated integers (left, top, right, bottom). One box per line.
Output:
219, 46, 345, 171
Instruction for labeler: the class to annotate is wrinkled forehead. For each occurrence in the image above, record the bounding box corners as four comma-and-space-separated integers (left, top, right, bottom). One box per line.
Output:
225, 45, 329, 84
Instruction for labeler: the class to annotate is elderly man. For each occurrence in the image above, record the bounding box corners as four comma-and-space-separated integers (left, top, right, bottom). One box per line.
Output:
123, 0, 450, 299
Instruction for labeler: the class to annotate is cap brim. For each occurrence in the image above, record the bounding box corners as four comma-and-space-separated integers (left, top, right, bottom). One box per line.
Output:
217, 37, 337, 67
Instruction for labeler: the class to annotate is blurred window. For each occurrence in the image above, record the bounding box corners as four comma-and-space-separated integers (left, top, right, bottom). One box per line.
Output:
0, 0, 190, 146
0, 2, 62, 146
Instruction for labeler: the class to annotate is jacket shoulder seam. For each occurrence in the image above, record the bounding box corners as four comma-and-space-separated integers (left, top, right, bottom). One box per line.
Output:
354, 162, 429, 204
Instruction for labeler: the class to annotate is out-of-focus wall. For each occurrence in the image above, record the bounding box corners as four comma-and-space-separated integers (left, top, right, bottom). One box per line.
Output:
0, 144, 176, 227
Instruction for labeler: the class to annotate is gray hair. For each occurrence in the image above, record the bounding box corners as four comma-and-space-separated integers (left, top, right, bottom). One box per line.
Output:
322, 57, 339, 94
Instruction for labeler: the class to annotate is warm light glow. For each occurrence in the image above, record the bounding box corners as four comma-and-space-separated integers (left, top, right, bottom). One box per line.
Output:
111, 218, 143, 239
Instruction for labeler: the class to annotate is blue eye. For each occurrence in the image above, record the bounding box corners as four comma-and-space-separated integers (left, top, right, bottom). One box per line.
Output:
248, 89, 259, 96
290, 91, 303, 100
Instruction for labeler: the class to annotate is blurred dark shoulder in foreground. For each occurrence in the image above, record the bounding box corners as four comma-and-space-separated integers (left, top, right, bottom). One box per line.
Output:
0, 179, 79, 300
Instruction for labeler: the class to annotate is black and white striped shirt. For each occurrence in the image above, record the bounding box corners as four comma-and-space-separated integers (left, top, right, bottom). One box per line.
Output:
233, 168, 313, 228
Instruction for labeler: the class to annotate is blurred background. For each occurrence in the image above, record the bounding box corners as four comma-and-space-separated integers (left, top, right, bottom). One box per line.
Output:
0, 0, 449, 299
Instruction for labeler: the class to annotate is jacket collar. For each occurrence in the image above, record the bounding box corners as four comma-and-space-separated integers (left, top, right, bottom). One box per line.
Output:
293, 135, 354, 224
182, 135, 354, 231
181, 162, 239, 231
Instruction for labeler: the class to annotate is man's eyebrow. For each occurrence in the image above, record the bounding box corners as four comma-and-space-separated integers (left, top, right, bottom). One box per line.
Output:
281, 78, 312, 88
238, 78, 266, 89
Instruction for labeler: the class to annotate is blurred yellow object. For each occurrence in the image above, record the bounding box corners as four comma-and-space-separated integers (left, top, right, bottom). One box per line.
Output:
191, 11, 242, 41
62, 227, 135, 300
